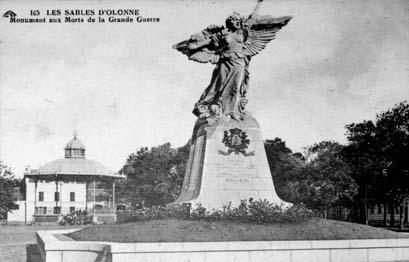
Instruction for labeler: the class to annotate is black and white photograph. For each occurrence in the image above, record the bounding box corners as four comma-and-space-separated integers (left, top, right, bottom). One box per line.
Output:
0, 0, 408, 261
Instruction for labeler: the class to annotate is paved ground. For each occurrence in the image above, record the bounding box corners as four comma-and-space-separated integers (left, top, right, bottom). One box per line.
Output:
0, 224, 77, 262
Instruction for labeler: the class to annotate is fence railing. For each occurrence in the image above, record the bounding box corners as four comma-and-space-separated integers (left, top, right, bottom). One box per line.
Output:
89, 208, 116, 215
34, 207, 116, 215
34, 207, 69, 215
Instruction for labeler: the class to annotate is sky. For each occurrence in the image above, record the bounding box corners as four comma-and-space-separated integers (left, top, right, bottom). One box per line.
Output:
0, 0, 408, 177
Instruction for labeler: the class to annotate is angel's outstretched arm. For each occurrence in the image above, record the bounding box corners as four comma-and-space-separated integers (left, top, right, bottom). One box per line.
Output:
188, 39, 212, 50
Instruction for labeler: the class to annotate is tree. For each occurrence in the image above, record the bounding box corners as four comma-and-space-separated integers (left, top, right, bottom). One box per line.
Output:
265, 139, 357, 218
376, 102, 409, 228
264, 138, 304, 202
343, 120, 385, 224
297, 142, 358, 218
117, 142, 189, 207
344, 101, 409, 226
0, 162, 18, 220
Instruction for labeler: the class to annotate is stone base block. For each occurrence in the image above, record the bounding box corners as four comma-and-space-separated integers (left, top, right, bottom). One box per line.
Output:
171, 114, 289, 210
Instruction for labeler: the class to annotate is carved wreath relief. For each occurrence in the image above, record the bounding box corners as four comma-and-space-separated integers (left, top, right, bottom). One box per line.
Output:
218, 128, 255, 157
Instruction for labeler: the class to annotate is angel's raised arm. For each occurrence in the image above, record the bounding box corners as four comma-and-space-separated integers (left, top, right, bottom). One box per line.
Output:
249, 0, 264, 18
243, 0, 292, 57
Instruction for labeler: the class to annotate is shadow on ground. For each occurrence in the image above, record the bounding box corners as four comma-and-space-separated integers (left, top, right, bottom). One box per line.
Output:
26, 244, 41, 262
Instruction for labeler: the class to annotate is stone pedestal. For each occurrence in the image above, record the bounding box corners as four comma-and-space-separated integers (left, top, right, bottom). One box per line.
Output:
171, 114, 290, 210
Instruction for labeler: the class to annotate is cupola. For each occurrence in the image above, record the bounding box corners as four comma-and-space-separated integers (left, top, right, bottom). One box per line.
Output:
64, 131, 85, 158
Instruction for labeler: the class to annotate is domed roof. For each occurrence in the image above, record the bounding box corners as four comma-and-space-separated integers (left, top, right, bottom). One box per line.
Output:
65, 137, 85, 150
26, 131, 124, 179
65, 131, 85, 150
37, 158, 119, 177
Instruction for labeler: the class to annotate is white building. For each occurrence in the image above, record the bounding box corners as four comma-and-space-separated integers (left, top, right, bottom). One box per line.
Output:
7, 133, 124, 223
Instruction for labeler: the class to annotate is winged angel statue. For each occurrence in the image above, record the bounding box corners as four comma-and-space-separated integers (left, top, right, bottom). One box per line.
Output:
174, 0, 292, 121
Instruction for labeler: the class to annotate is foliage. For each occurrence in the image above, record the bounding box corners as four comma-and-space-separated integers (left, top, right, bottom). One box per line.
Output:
343, 101, 409, 224
200, 199, 314, 223
117, 199, 314, 224
0, 162, 19, 220
59, 210, 94, 226
265, 139, 357, 218
117, 205, 189, 223
296, 141, 358, 217
117, 143, 190, 207
264, 138, 305, 202
373, 102, 409, 203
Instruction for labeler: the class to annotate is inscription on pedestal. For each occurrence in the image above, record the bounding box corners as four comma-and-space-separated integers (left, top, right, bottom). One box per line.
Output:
225, 178, 251, 185
214, 155, 256, 188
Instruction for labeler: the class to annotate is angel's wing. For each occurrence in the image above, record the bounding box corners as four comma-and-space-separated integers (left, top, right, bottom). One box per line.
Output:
243, 15, 292, 57
173, 25, 224, 64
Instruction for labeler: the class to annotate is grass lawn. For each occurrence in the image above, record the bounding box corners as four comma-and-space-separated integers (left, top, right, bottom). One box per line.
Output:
67, 218, 409, 243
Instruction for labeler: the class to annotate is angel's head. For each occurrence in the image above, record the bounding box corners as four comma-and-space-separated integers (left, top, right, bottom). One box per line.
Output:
225, 12, 242, 31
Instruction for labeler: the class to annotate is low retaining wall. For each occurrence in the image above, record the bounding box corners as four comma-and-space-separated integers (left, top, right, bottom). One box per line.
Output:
36, 229, 110, 262
37, 229, 409, 262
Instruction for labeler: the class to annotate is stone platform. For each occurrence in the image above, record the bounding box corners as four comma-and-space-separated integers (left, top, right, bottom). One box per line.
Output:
37, 229, 409, 262
171, 114, 289, 210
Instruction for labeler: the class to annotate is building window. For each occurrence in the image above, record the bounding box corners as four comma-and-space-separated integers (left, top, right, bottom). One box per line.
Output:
370, 205, 374, 215
70, 192, 75, 202
94, 204, 103, 210
39, 192, 44, 202
70, 207, 75, 213
53, 207, 61, 214
35, 207, 46, 215
378, 204, 382, 214
54, 192, 60, 201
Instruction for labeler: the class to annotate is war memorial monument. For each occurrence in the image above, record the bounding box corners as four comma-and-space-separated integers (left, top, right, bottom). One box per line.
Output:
171, 0, 292, 210
30, 2, 409, 262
